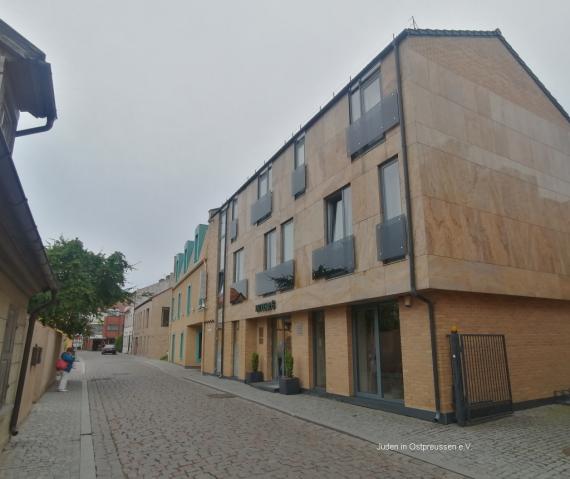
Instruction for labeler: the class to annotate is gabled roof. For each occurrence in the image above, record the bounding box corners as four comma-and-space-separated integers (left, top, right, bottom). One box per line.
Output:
213, 28, 569, 214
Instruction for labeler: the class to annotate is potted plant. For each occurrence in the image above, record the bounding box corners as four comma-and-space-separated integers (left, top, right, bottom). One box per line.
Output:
245, 352, 263, 383
279, 350, 300, 394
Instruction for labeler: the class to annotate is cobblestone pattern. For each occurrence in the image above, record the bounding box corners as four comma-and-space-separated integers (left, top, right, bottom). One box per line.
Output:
88, 370, 125, 478
84, 352, 461, 479
0, 368, 82, 479
144, 355, 570, 479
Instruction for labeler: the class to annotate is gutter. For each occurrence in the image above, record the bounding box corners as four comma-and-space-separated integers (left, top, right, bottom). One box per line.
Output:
393, 37, 442, 422
15, 116, 55, 137
10, 289, 58, 435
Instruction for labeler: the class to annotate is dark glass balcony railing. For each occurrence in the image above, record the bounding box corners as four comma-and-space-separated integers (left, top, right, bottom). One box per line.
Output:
291, 164, 306, 197
255, 260, 295, 296
312, 235, 355, 279
376, 214, 407, 262
230, 279, 248, 304
251, 192, 272, 224
346, 90, 399, 157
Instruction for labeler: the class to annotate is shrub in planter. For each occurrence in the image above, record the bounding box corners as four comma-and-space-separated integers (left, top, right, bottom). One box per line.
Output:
245, 352, 263, 383
279, 350, 300, 395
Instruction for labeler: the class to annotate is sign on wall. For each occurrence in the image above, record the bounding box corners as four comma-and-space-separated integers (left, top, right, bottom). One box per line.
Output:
255, 300, 276, 313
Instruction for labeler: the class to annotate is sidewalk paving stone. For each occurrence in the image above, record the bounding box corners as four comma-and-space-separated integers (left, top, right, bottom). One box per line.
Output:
139, 354, 570, 479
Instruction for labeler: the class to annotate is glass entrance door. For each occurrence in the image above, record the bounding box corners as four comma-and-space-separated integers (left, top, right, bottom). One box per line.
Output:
352, 302, 404, 400
271, 317, 291, 381
312, 312, 326, 389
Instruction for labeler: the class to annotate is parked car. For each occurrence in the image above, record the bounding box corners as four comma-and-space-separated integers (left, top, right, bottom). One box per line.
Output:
101, 344, 117, 355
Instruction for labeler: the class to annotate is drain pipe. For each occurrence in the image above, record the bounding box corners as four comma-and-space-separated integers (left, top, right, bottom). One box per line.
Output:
15, 116, 55, 137
393, 37, 442, 422
10, 289, 58, 435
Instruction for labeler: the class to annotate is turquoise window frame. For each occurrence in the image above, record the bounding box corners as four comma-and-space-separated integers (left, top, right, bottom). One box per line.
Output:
177, 292, 181, 320
186, 285, 191, 316
179, 333, 184, 360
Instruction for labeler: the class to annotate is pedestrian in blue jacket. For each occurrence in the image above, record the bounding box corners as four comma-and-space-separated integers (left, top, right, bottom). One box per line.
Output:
58, 348, 75, 392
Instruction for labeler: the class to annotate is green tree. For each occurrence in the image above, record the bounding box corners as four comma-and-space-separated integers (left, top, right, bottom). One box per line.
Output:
31, 237, 132, 336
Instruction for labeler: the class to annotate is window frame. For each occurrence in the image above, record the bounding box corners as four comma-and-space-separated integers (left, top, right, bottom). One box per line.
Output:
186, 285, 192, 316
233, 248, 245, 282
349, 68, 382, 124
161, 307, 170, 327
257, 166, 272, 199
264, 229, 277, 270
294, 136, 305, 169
231, 198, 238, 221
281, 219, 294, 263
379, 157, 402, 222
325, 185, 352, 244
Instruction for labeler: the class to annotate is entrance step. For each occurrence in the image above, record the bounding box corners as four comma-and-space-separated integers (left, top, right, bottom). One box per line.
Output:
250, 381, 279, 393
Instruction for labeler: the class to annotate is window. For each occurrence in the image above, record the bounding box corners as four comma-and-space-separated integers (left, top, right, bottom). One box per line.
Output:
107, 325, 119, 332
234, 248, 245, 282
264, 229, 277, 269
186, 285, 192, 315
161, 307, 170, 327
379, 159, 402, 221
231, 198, 238, 221
281, 220, 294, 262
294, 137, 305, 168
177, 292, 181, 320
258, 166, 272, 198
349, 71, 381, 123
179, 333, 184, 360
326, 186, 352, 243
170, 298, 174, 322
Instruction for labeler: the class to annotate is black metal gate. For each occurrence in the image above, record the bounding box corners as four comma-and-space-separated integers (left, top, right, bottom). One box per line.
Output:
449, 333, 513, 425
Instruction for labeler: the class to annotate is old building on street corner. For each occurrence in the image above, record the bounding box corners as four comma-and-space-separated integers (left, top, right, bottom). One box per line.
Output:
165, 28, 570, 424
0, 19, 59, 448
132, 276, 172, 359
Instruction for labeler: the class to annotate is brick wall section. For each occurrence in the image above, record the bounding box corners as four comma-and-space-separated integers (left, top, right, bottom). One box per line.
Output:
399, 297, 436, 411
324, 306, 353, 396
242, 319, 257, 379
429, 291, 570, 413
291, 312, 311, 389
202, 322, 216, 374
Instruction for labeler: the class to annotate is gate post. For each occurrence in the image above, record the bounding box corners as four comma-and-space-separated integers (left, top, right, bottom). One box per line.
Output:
450, 329, 467, 426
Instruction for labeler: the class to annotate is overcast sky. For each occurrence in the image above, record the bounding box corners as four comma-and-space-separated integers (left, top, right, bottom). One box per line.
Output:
3, 0, 569, 289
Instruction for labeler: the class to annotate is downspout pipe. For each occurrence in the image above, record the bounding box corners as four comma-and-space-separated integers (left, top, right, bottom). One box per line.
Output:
10, 289, 58, 435
15, 116, 55, 137
219, 211, 229, 378
393, 38, 442, 422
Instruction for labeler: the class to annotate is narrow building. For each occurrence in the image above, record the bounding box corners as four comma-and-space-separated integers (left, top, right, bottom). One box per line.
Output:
169, 225, 209, 368
0, 19, 57, 447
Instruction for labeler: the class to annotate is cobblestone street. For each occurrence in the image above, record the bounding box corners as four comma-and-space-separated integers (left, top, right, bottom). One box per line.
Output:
2, 351, 569, 478
85, 352, 460, 479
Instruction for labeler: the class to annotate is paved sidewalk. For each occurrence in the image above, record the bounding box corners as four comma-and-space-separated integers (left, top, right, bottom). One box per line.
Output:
0, 358, 94, 479
139, 355, 570, 479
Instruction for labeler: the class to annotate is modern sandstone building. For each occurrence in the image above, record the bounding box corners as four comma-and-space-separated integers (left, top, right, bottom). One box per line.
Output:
0, 20, 58, 446
169, 28, 570, 423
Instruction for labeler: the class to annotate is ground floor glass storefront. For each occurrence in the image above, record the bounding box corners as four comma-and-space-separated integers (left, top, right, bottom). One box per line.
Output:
352, 302, 404, 401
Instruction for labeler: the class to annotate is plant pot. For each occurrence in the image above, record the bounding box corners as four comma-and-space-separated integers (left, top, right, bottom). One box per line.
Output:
279, 376, 300, 395
245, 371, 263, 384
